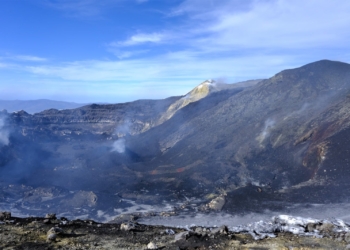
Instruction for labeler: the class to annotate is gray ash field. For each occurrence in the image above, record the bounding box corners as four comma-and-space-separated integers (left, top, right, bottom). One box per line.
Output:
2, 60, 350, 248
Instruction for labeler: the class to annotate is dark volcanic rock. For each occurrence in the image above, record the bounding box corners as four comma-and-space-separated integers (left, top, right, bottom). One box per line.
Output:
9, 96, 180, 139
120, 60, 350, 206
0, 215, 347, 249
0, 211, 11, 221
1, 60, 350, 215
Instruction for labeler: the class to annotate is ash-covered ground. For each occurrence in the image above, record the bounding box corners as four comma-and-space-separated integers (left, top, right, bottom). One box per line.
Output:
3, 60, 350, 248
3, 178, 350, 249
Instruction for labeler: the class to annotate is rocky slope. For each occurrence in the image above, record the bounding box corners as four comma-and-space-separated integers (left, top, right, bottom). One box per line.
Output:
9, 96, 180, 138
1, 60, 350, 218
157, 79, 261, 124
125, 60, 350, 206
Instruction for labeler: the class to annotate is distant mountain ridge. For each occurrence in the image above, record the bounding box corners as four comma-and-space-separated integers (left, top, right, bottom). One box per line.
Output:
125, 59, 350, 204
0, 99, 87, 114
2, 60, 350, 217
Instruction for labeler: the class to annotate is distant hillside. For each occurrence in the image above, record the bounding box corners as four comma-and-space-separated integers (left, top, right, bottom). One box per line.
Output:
3, 60, 350, 217
0, 99, 87, 114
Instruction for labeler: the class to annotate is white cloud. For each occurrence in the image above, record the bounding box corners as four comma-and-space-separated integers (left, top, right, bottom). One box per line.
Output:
24, 52, 295, 84
2, 0, 350, 103
11, 55, 47, 62
0, 62, 10, 68
44, 0, 122, 17
172, 0, 350, 51
111, 33, 165, 47
1, 48, 345, 103
107, 48, 149, 59
0, 54, 47, 63
169, 0, 252, 18
110, 0, 350, 59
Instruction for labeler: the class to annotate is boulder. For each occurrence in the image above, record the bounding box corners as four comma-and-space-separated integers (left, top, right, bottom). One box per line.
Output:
147, 241, 158, 249
174, 231, 193, 242
0, 211, 11, 221
211, 225, 228, 235
120, 222, 135, 231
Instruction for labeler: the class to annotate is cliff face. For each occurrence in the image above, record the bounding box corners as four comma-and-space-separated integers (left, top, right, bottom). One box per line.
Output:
157, 79, 261, 125
1, 60, 350, 217
124, 60, 350, 204
8, 96, 180, 140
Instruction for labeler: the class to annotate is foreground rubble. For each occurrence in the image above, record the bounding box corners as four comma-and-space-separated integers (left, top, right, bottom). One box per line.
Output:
1, 212, 349, 249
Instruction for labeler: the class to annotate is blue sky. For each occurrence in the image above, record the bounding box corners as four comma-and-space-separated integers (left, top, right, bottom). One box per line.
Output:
0, 0, 350, 103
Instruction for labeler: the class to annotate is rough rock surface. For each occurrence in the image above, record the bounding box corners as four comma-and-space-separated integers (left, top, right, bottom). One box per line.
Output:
2, 60, 350, 218
0, 215, 348, 250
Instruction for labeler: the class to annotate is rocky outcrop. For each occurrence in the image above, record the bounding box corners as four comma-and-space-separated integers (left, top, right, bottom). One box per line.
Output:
0, 214, 349, 249
8, 96, 181, 140
2, 60, 350, 217
7, 81, 260, 140
121, 60, 350, 204
157, 79, 261, 125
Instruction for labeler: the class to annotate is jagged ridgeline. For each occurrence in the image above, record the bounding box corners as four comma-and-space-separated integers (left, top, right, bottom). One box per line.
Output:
1, 59, 350, 215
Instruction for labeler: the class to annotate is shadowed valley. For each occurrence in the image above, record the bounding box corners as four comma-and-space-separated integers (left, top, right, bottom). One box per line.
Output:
1, 60, 350, 219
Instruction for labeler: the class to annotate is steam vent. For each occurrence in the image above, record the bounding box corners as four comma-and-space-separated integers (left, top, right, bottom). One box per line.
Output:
2, 60, 350, 249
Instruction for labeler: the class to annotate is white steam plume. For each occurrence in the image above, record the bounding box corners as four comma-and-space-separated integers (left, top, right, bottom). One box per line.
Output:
114, 119, 131, 137
257, 118, 275, 144
0, 116, 10, 146
111, 120, 131, 153
111, 138, 126, 153
261, 119, 275, 139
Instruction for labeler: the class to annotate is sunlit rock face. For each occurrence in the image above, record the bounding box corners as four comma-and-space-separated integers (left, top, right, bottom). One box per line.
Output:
157, 79, 261, 126
1, 60, 350, 219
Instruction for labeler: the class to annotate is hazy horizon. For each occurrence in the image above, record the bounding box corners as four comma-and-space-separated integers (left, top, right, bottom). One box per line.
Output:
1, 0, 350, 103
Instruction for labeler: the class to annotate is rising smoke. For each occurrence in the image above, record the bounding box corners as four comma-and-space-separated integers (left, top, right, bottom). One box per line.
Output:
0, 114, 10, 146
114, 119, 132, 137
111, 138, 126, 153
111, 120, 131, 153
257, 118, 275, 144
